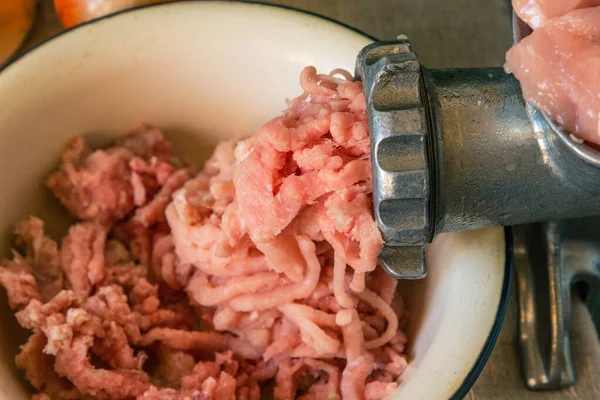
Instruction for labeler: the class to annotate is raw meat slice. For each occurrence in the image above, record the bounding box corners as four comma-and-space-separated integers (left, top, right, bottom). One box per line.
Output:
506, 7, 600, 144
512, 0, 600, 29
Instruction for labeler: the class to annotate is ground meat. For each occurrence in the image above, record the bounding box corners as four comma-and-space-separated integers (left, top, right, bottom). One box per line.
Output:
47, 125, 185, 225
140, 351, 261, 400
54, 335, 151, 399
150, 345, 196, 388
0, 68, 408, 400
46, 136, 135, 225
134, 168, 192, 228
15, 331, 82, 399
0, 217, 67, 310
92, 320, 146, 370
103, 261, 147, 288
0, 267, 41, 309
167, 67, 407, 399
60, 222, 107, 295
137, 387, 207, 400
14, 217, 64, 301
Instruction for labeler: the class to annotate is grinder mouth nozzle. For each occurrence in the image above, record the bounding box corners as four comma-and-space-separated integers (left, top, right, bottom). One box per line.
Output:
512, 12, 600, 168
359, 33, 600, 280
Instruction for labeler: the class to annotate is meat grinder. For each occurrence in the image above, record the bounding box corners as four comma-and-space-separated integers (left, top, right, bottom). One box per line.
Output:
359, 13, 600, 391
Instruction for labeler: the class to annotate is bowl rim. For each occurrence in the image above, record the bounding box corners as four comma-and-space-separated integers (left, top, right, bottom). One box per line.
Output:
0, 1, 513, 398
448, 227, 512, 399
1, 0, 378, 76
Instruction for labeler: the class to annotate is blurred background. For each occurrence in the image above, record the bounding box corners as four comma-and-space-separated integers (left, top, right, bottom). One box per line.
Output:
5, 0, 514, 68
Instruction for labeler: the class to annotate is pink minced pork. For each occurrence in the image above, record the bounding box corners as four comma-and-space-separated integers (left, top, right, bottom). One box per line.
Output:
167, 66, 409, 399
47, 125, 190, 225
506, 6, 600, 145
0, 67, 409, 400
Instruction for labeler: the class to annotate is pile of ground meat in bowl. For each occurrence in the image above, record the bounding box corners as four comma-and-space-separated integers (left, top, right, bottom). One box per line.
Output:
0, 67, 409, 400
0, 3, 510, 399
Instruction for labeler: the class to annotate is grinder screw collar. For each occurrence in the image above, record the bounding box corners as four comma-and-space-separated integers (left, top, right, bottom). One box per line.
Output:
356, 40, 433, 279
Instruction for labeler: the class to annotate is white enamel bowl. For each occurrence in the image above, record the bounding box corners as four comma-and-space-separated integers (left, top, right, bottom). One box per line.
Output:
0, 2, 511, 399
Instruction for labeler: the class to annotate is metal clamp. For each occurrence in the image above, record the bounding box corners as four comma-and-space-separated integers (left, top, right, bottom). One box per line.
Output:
514, 220, 600, 390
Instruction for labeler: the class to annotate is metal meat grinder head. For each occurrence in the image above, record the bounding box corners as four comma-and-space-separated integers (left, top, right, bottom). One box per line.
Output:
357, 37, 600, 280
357, 14, 600, 392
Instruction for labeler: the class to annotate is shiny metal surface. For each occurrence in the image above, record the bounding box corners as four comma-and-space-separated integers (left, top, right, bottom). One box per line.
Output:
514, 221, 600, 390
356, 40, 430, 279
357, 39, 600, 278
514, 223, 574, 389
426, 68, 600, 232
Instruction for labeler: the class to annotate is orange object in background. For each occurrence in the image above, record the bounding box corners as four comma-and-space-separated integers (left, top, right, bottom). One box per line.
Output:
0, 0, 36, 66
53, 0, 175, 29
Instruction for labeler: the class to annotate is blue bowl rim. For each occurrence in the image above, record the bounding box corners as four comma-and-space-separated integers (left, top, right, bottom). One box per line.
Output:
0, 2, 513, 399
